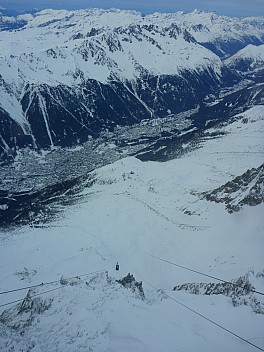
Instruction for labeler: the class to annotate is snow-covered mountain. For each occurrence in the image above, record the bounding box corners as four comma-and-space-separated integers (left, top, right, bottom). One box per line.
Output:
171, 10, 264, 57
0, 105, 263, 351
0, 7, 263, 352
225, 44, 264, 75
0, 9, 263, 161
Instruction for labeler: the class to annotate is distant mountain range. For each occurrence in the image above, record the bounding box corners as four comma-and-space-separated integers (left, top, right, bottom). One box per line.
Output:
0, 9, 263, 161
0, 6, 38, 18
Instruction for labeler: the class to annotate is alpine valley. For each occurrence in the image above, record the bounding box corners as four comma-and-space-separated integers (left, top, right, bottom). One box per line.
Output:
0, 7, 263, 352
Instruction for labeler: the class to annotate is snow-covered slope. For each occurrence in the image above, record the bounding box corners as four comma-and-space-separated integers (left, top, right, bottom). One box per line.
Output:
0, 105, 263, 351
0, 8, 263, 159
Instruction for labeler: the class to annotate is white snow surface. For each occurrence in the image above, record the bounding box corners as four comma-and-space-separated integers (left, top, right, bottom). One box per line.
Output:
0, 106, 263, 351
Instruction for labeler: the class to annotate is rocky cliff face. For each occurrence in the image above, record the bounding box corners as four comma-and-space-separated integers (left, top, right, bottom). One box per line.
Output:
202, 163, 264, 213
173, 270, 264, 314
